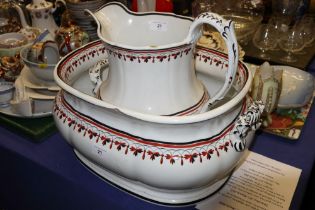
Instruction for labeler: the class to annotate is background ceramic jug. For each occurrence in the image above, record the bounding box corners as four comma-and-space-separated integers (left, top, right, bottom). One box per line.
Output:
14, 0, 66, 37
88, 2, 239, 116
55, 10, 89, 56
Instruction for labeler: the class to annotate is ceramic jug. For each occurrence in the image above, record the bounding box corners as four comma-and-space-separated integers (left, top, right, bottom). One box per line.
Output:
88, 2, 239, 116
12, 0, 66, 37
55, 10, 89, 56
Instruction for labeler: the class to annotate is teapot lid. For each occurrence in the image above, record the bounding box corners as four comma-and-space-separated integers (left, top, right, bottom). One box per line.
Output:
27, 0, 52, 10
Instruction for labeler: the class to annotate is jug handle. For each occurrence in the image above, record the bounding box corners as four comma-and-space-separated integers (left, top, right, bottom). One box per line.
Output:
231, 99, 264, 152
38, 40, 60, 63
186, 12, 239, 109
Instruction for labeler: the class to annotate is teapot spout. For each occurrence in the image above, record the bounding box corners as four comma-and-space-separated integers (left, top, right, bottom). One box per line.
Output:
13, 4, 31, 29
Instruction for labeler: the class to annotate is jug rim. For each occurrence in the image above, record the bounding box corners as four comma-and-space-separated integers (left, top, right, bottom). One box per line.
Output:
87, 2, 195, 50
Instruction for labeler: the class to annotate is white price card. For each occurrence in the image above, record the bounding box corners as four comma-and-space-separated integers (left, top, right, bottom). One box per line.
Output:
149, 20, 168, 32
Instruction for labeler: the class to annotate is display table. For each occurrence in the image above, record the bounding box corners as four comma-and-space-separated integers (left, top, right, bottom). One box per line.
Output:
0, 61, 314, 210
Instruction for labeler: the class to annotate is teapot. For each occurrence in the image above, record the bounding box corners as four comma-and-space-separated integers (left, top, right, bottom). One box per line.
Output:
0, 0, 25, 34
8, 0, 66, 37
88, 2, 239, 116
55, 10, 89, 56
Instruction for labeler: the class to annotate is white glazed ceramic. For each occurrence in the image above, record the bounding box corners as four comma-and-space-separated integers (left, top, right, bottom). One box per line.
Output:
274, 65, 314, 108
53, 40, 263, 205
20, 46, 57, 81
20, 66, 60, 91
0, 81, 14, 107
87, 2, 239, 116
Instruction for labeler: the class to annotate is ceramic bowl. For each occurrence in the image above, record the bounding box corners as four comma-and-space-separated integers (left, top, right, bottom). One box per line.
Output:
53, 40, 264, 205
0, 32, 28, 48
0, 33, 31, 57
20, 46, 57, 81
0, 81, 14, 107
274, 65, 315, 108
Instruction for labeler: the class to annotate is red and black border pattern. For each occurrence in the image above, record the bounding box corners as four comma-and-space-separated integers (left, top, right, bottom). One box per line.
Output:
54, 91, 247, 166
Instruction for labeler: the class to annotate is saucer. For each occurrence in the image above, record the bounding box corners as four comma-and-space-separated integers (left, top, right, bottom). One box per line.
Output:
26, 87, 56, 100
0, 69, 56, 118
1, 86, 54, 118
0, 81, 15, 107
0, 103, 52, 118
33, 89, 58, 96
20, 66, 60, 91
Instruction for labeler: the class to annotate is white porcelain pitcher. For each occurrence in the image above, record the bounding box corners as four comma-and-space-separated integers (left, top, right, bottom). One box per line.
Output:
88, 2, 239, 116
14, 0, 65, 37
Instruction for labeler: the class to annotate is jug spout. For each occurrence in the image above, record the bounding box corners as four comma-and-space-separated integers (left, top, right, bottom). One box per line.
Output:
87, 2, 194, 50
13, 4, 31, 29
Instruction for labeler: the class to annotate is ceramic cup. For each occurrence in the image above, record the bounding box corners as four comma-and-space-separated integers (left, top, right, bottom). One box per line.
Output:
20, 46, 58, 81
28, 40, 59, 64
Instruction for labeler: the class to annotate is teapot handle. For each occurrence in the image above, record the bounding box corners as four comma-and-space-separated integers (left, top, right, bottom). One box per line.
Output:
186, 12, 239, 108
52, 0, 67, 13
